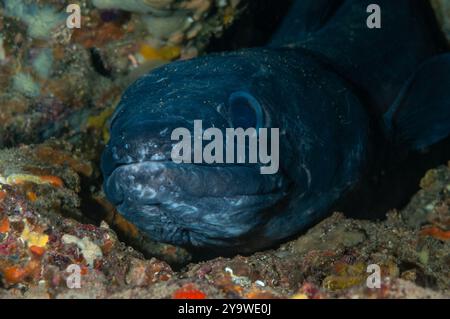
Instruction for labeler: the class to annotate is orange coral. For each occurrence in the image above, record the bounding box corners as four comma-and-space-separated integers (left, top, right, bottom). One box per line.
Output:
0, 217, 9, 233
172, 284, 207, 299
80, 265, 89, 275
2, 260, 41, 284
420, 226, 450, 241
3, 266, 27, 284
29, 245, 46, 257
38, 175, 64, 188
27, 191, 38, 202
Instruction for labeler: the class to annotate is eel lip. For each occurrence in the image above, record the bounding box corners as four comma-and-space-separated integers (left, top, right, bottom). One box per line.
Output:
105, 160, 287, 206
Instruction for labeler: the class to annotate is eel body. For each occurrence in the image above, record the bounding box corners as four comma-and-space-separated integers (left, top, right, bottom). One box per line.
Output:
102, 0, 450, 253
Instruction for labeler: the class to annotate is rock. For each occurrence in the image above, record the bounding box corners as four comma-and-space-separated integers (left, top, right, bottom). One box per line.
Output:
0, 0, 244, 147
401, 164, 450, 228
125, 257, 173, 286
431, 0, 450, 43
61, 235, 103, 267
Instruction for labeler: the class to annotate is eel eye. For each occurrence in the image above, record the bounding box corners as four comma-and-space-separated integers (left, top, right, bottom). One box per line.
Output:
228, 91, 264, 130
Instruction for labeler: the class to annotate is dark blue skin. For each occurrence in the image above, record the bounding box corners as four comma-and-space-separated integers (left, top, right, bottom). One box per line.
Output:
102, 0, 450, 253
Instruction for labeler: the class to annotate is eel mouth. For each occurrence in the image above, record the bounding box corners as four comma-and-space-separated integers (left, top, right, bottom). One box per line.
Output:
103, 160, 288, 247
106, 161, 286, 204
